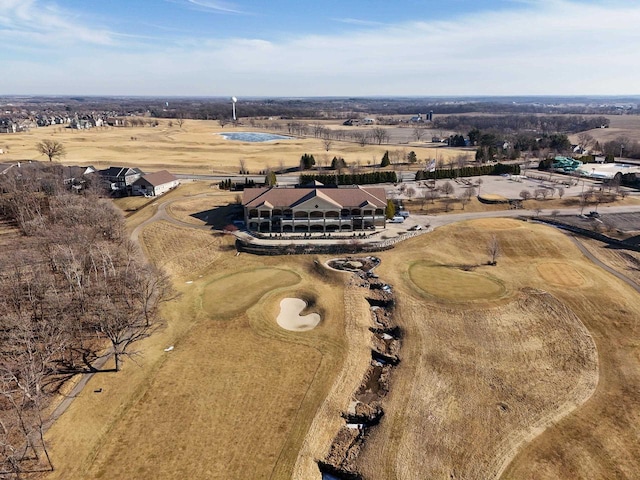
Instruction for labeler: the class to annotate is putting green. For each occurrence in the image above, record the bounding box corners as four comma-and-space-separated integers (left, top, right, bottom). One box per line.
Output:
202, 268, 300, 317
409, 263, 506, 302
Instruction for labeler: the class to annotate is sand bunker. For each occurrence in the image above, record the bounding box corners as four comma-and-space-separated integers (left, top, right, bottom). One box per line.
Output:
277, 298, 321, 331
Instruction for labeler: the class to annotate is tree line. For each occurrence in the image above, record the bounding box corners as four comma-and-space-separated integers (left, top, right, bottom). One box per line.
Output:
434, 115, 609, 134
415, 163, 521, 180
0, 163, 170, 475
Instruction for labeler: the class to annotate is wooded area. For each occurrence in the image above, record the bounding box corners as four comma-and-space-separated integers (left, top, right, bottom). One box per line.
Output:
0, 164, 170, 476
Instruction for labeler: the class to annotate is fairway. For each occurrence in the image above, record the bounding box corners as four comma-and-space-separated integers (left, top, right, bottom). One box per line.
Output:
409, 262, 507, 302
38, 188, 640, 480
202, 268, 301, 318
42, 187, 348, 480
536, 262, 585, 287
1, 119, 473, 175
338, 218, 639, 479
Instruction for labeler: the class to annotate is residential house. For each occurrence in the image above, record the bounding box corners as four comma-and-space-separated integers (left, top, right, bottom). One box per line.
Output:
242, 185, 387, 233
0, 119, 17, 134
97, 166, 144, 193
132, 170, 180, 197
62, 165, 97, 191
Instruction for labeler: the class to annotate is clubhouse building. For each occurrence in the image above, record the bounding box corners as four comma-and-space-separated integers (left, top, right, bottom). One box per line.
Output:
242, 185, 387, 233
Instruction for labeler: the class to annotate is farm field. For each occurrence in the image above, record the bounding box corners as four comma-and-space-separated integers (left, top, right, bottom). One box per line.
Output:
31, 169, 640, 480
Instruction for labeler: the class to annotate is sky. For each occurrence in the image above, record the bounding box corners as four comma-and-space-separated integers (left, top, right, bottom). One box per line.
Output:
1, 0, 640, 97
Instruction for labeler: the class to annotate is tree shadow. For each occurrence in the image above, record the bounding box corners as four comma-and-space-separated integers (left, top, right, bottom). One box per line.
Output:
190, 204, 242, 228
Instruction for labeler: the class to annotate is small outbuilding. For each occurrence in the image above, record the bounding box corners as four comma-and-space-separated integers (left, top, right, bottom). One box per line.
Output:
132, 170, 180, 196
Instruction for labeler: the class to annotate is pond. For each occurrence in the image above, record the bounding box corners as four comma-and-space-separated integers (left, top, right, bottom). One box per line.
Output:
218, 132, 293, 142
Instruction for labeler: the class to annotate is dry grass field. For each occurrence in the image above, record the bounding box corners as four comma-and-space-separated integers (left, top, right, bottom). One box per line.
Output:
0, 119, 471, 175
577, 238, 640, 285
337, 218, 640, 479
38, 180, 640, 479
42, 191, 350, 480
570, 114, 640, 146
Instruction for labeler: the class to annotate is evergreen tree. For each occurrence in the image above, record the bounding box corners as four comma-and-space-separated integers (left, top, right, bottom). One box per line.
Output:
380, 151, 390, 167
300, 153, 316, 170
385, 199, 396, 219
468, 128, 481, 146
265, 170, 277, 186
407, 151, 418, 164
331, 156, 347, 170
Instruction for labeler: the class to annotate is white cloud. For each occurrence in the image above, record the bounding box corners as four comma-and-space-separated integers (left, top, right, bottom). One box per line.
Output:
3, 0, 640, 95
333, 18, 387, 27
0, 0, 118, 47
166, 0, 244, 15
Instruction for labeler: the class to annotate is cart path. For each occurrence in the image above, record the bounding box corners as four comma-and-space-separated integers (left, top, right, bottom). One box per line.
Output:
568, 235, 640, 294
130, 192, 217, 243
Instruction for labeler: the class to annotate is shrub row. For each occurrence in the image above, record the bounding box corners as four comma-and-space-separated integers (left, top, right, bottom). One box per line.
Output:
300, 171, 398, 186
415, 163, 520, 180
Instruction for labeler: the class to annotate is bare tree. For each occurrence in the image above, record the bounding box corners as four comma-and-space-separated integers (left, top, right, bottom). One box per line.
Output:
425, 189, 440, 204
239, 158, 247, 174
405, 187, 416, 200
412, 125, 426, 142
371, 127, 390, 145
534, 188, 550, 200
443, 197, 456, 212
322, 134, 333, 152
487, 235, 501, 265
519, 190, 532, 201
577, 132, 595, 150
557, 186, 565, 199
176, 116, 185, 128
36, 139, 66, 162
353, 131, 369, 147
441, 181, 454, 197
458, 187, 476, 211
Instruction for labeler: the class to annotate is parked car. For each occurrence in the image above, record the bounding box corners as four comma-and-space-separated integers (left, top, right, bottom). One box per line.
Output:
389, 216, 405, 223
398, 210, 410, 218
408, 225, 423, 231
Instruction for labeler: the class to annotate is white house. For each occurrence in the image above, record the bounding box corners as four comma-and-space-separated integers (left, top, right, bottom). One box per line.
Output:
132, 170, 180, 196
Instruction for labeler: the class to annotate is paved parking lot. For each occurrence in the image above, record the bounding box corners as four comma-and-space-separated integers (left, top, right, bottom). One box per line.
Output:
388, 171, 634, 203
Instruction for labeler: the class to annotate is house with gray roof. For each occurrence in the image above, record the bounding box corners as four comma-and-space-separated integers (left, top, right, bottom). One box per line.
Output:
97, 166, 144, 193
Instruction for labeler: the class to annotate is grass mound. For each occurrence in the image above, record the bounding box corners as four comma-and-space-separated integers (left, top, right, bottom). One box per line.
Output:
409, 263, 507, 303
202, 268, 300, 318
478, 193, 510, 203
